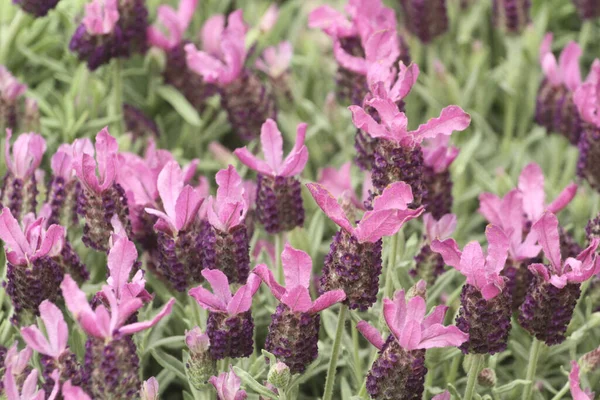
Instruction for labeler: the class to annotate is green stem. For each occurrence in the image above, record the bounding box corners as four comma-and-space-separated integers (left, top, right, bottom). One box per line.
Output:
275, 233, 284, 284
323, 305, 348, 400
279, 390, 288, 400
352, 323, 362, 386
464, 354, 484, 400
522, 339, 543, 400
383, 232, 400, 300
550, 382, 570, 400
111, 59, 123, 135
447, 354, 461, 384
578, 21, 593, 54
357, 351, 377, 398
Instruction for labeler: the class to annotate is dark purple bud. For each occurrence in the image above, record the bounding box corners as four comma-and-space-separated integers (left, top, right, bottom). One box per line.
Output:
12, 0, 59, 17
572, 0, 600, 20
456, 284, 512, 354
586, 212, 600, 242
577, 125, 600, 191
40, 350, 85, 396
399, 0, 449, 43
502, 259, 534, 311
203, 224, 250, 284
206, 311, 254, 360
492, 0, 531, 33
535, 79, 582, 145
46, 176, 82, 228
366, 336, 427, 400
559, 226, 582, 259
256, 175, 304, 234
54, 240, 90, 285
265, 304, 320, 374
321, 230, 382, 311
335, 36, 368, 106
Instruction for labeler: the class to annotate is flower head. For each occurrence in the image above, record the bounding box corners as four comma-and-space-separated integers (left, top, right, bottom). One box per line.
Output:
73, 127, 119, 194
189, 270, 261, 315
317, 162, 364, 209
423, 213, 457, 244
145, 160, 204, 236
255, 42, 292, 79
254, 244, 346, 313
209, 367, 247, 400
51, 139, 94, 180
185, 10, 247, 85
0, 207, 65, 266
140, 377, 159, 400
105, 234, 151, 302
206, 165, 248, 232
539, 33, 582, 91
0, 66, 27, 102
234, 119, 308, 178
20, 300, 68, 360
4, 130, 46, 179
528, 212, 600, 288
307, 181, 424, 243
147, 0, 197, 50
357, 290, 468, 351
82, 0, 120, 35
349, 98, 470, 148
431, 225, 510, 300
570, 361, 595, 400
422, 133, 460, 174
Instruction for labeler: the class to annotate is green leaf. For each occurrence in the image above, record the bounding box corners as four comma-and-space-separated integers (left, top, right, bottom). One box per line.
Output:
155, 85, 202, 127
493, 379, 532, 395
151, 348, 187, 382
232, 367, 278, 400
144, 335, 185, 355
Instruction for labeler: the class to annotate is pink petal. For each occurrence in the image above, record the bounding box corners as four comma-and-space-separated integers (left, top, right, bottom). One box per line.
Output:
252, 264, 286, 301
281, 243, 313, 289
569, 361, 594, 400
185, 44, 226, 83
422, 305, 448, 328
372, 181, 413, 211
94, 128, 118, 189
215, 165, 244, 203
201, 14, 225, 56
363, 29, 399, 65
226, 274, 261, 315
50, 151, 73, 179
308, 6, 355, 37
547, 183, 577, 214
3, 366, 19, 400
478, 193, 503, 226
279, 123, 309, 177
119, 298, 175, 335
201, 269, 233, 307
528, 263, 551, 281
411, 106, 471, 142
0, 207, 31, 262
356, 321, 385, 350
39, 300, 68, 357
518, 163, 546, 222
398, 319, 422, 351
355, 208, 423, 242
541, 53, 560, 86
62, 380, 92, 400
383, 292, 407, 341
61, 275, 108, 339
83, 0, 119, 34
157, 160, 184, 221
310, 290, 346, 313
348, 105, 395, 141
281, 285, 313, 313
459, 241, 487, 289
514, 229, 542, 260
174, 185, 202, 231
233, 147, 272, 176
47, 370, 60, 400
145, 208, 176, 235
430, 238, 462, 269
107, 236, 138, 299
484, 225, 509, 274
141, 376, 160, 400
418, 324, 469, 349
531, 212, 562, 270
20, 369, 41, 399
389, 62, 419, 101
260, 119, 284, 173
432, 391, 451, 400
20, 325, 52, 357
480, 282, 503, 300
306, 183, 354, 234
559, 42, 582, 91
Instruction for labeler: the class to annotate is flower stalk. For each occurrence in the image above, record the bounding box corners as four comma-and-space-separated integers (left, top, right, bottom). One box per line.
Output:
323, 304, 347, 400
522, 339, 543, 400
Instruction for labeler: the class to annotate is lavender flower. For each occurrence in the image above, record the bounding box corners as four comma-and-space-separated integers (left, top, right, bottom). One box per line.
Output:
209, 368, 247, 400
492, 0, 531, 33
432, 225, 513, 354
234, 119, 308, 234
307, 181, 423, 310
411, 213, 456, 286
518, 213, 600, 345
399, 0, 449, 43
185, 10, 276, 140
185, 327, 216, 389
254, 244, 346, 373
189, 271, 261, 360
3, 367, 59, 400
357, 290, 467, 399
0, 67, 27, 130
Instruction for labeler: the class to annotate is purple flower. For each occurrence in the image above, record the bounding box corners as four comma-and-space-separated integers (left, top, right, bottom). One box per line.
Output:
398, 0, 449, 43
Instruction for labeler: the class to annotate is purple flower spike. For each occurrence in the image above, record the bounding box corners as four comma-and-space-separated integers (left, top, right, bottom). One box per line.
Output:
492, 0, 531, 33
21, 300, 84, 396
254, 244, 346, 373
357, 290, 467, 399
204, 165, 250, 284
209, 367, 247, 400
185, 11, 276, 140
411, 213, 457, 286
2, 130, 46, 220
189, 271, 261, 360
432, 225, 513, 354
350, 95, 470, 206
145, 160, 205, 291
519, 213, 600, 345
0, 67, 27, 130
536, 34, 584, 144
235, 119, 308, 233
0, 207, 65, 324
399, 0, 449, 43
308, 181, 423, 310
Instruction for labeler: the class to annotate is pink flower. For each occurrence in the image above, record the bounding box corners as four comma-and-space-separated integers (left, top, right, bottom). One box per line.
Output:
422, 133, 460, 173
234, 119, 308, 178
349, 98, 470, 148
51, 139, 94, 180
185, 326, 210, 353
574, 61, 600, 127
0, 207, 65, 266
528, 212, 600, 289
147, 0, 197, 50
61, 273, 175, 340
188, 270, 261, 315
140, 377, 159, 400
367, 62, 419, 106
104, 235, 152, 302
4, 130, 46, 179
539, 33, 582, 91
206, 165, 248, 232
20, 300, 68, 360
82, 0, 119, 35
432, 391, 451, 400
0, 66, 27, 101
3, 368, 58, 400
255, 42, 292, 79
145, 160, 204, 236
306, 181, 424, 243
569, 361, 595, 400
254, 244, 346, 313
61, 380, 91, 400
357, 290, 468, 351
259, 4, 279, 32
317, 162, 362, 209
72, 127, 119, 194
4, 342, 32, 376
423, 213, 457, 244
185, 10, 247, 85
431, 225, 510, 300
209, 367, 247, 400
252, 239, 275, 264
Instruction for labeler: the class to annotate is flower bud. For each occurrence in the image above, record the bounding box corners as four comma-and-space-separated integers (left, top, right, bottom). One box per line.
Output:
140, 377, 159, 400
185, 328, 217, 390
581, 346, 600, 372
407, 280, 427, 301
478, 368, 497, 388
267, 362, 291, 389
